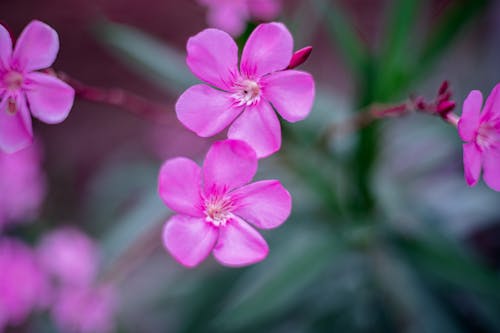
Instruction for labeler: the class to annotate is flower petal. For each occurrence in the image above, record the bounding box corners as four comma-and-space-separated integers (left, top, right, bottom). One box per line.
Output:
0, 95, 33, 153
0, 24, 12, 70
25, 72, 74, 124
482, 149, 500, 191
176, 84, 242, 137
480, 83, 500, 123
262, 70, 315, 122
248, 0, 282, 20
205, 3, 248, 37
162, 215, 218, 268
463, 142, 482, 187
203, 139, 257, 193
458, 90, 482, 142
12, 20, 59, 72
186, 28, 238, 90
231, 180, 291, 229
240, 22, 293, 78
213, 217, 268, 267
158, 157, 204, 216
228, 102, 281, 158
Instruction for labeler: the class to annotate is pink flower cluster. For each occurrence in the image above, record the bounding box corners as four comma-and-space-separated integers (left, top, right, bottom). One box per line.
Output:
198, 0, 282, 36
0, 20, 74, 154
160, 22, 313, 268
0, 229, 117, 333
459, 83, 500, 191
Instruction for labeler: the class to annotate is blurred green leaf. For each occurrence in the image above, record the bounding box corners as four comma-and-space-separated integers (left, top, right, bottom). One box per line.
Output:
213, 228, 343, 330
312, 0, 368, 76
94, 20, 196, 94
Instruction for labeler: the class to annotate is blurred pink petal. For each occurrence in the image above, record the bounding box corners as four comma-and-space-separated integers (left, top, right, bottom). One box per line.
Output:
458, 90, 482, 142
462, 143, 481, 187
262, 69, 315, 122
0, 25, 12, 70
163, 214, 218, 268
0, 143, 45, 230
248, 0, 282, 20
38, 227, 99, 287
213, 216, 268, 267
176, 84, 242, 137
205, 1, 248, 36
25, 72, 75, 124
186, 29, 238, 90
0, 238, 49, 331
231, 180, 291, 229
480, 82, 500, 123
240, 22, 293, 78
202, 139, 257, 193
12, 20, 59, 72
483, 150, 500, 191
0, 94, 33, 153
158, 157, 204, 217
228, 102, 281, 158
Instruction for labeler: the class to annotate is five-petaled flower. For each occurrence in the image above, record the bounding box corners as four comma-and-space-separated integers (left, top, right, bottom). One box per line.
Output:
176, 22, 315, 158
198, 0, 282, 36
0, 20, 74, 153
458, 83, 500, 191
158, 139, 292, 267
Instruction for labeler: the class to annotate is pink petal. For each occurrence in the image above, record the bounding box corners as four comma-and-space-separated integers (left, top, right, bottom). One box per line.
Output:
248, 0, 282, 20
176, 84, 242, 137
262, 70, 315, 122
213, 217, 268, 267
482, 149, 500, 191
480, 83, 500, 123
458, 90, 482, 142
203, 139, 258, 193
206, 3, 248, 37
231, 180, 291, 229
162, 215, 218, 268
12, 20, 59, 72
0, 95, 33, 153
463, 142, 482, 187
158, 157, 204, 217
24, 72, 74, 124
0, 24, 12, 70
228, 102, 281, 158
186, 28, 239, 90
240, 22, 293, 78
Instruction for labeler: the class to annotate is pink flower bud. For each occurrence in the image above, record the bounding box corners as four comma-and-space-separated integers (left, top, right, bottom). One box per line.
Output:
287, 46, 313, 69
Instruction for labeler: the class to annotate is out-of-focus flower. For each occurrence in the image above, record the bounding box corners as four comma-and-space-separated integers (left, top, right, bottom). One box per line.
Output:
0, 237, 49, 332
198, 0, 282, 36
159, 139, 291, 267
176, 22, 315, 158
51, 285, 117, 333
0, 144, 46, 231
38, 227, 99, 287
458, 83, 500, 191
0, 20, 74, 153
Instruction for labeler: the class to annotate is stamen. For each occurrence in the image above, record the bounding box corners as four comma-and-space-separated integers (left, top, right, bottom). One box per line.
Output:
477, 123, 500, 150
203, 193, 234, 227
6, 97, 17, 115
232, 79, 261, 107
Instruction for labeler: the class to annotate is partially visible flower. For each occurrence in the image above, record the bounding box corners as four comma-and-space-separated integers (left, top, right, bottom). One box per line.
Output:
458, 83, 500, 191
176, 22, 315, 158
159, 139, 292, 267
0, 20, 74, 153
51, 285, 117, 333
198, 0, 282, 36
38, 227, 99, 287
0, 144, 46, 231
0, 237, 49, 332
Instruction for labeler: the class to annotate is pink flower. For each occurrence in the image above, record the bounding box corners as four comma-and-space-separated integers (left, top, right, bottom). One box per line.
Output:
158, 139, 292, 267
51, 285, 117, 333
176, 22, 315, 158
0, 20, 74, 153
458, 84, 500, 191
38, 227, 100, 287
0, 144, 46, 231
199, 0, 282, 36
0, 237, 49, 332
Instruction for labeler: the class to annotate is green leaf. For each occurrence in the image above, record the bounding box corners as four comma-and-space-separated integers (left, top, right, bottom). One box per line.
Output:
94, 20, 197, 94
312, 0, 368, 76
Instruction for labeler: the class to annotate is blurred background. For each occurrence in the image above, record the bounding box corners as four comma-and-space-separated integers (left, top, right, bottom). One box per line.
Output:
1, 0, 500, 332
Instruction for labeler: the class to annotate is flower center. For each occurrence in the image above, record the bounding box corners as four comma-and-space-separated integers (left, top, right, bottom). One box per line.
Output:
476, 122, 500, 150
203, 194, 233, 227
232, 79, 261, 107
3, 71, 24, 91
